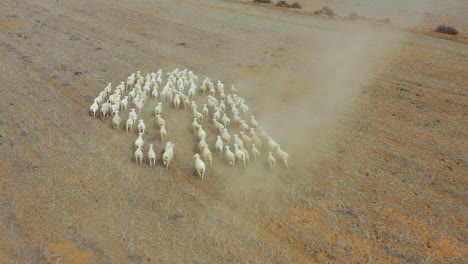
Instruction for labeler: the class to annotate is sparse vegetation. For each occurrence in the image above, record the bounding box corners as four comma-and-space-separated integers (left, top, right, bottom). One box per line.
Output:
291, 2, 301, 9
347, 11, 363, 20
378, 17, 391, 24
253, 0, 272, 4
348, 11, 367, 20
276, 1, 291, 8
435, 25, 458, 35
348, 11, 391, 24
275, 1, 301, 9
314, 6, 335, 17
1, 0, 466, 263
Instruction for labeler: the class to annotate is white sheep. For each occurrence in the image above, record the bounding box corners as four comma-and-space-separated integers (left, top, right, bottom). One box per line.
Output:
267, 136, 279, 151
109, 93, 121, 105
129, 88, 136, 101
221, 128, 231, 144
213, 110, 221, 122
110, 102, 120, 115
160, 89, 168, 102
143, 83, 151, 95
93, 95, 103, 106
217, 80, 224, 92
197, 126, 207, 140
90, 102, 99, 117
135, 146, 144, 165
212, 119, 225, 134
233, 111, 242, 125
191, 101, 198, 112
209, 86, 216, 96
135, 100, 144, 115
240, 102, 249, 115
154, 103, 163, 116
188, 86, 196, 99
166, 89, 174, 103
156, 114, 166, 127
160, 125, 167, 142
231, 84, 238, 93
207, 95, 218, 107
240, 120, 250, 132
202, 104, 209, 120
193, 109, 203, 123
120, 96, 129, 111
136, 70, 143, 80
100, 102, 110, 120
198, 137, 208, 152
104, 83, 112, 95
137, 119, 146, 134
126, 116, 134, 134
240, 131, 252, 146
162, 144, 175, 169
233, 134, 244, 148
226, 94, 234, 106
156, 75, 162, 85
116, 81, 125, 93
193, 153, 206, 180
135, 132, 144, 149
151, 87, 159, 99
192, 118, 200, 134
221, 113, 230, 128
165, 141, 174, 152
233, 144, 246, 168
202, 145, 213, 167
183, 97, 190, 110
249, 128, 262, 149
250, 115, 258, 128
276, 145, 289, 168
199, 83, 207, 95
129, 108, 138, 122
251, 144, 260, 162
267, 151, 276, 169
127, 73, 136, 88
230, 104, 239, 115
219, 100, 226, 112
112, 111, 121, 129
215, 136, 224, 154
148, 143, 156, 168
225, 145, 235, 167
173, 94, 181, 109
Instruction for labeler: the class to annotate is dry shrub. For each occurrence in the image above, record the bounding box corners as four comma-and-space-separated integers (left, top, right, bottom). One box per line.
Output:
347, 11, 361, 20
276, 1, 291, 8
348, 11, 391, 24
378, 17, 391, 24
291, 2, 301, 9
314, 6, 335, 17
253, 0, 272, 3
435, 25, 458, 35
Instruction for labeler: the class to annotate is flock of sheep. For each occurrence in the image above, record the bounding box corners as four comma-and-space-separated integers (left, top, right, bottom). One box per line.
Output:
89, 68, 289, 179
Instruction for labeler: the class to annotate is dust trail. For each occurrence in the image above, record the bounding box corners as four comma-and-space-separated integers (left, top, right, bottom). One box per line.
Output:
208, 0, 439, 197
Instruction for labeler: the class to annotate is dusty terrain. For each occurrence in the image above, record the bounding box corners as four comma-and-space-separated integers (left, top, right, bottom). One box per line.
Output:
0, 0, 466, 263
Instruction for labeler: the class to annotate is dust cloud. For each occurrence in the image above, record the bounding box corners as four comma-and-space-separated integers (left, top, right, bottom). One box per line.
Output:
212, 1, 436, 198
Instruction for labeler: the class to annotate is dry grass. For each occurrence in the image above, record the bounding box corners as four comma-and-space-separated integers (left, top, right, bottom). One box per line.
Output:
253, 0, 272, 4
314, 6, 335, 17
0, 0, 466, 263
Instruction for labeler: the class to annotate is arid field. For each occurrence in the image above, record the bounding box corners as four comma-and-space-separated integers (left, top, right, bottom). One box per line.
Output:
0, 0, 466, 263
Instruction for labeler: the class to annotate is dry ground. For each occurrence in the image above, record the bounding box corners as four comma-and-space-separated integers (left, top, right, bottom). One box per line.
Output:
0, 0, 466, 263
